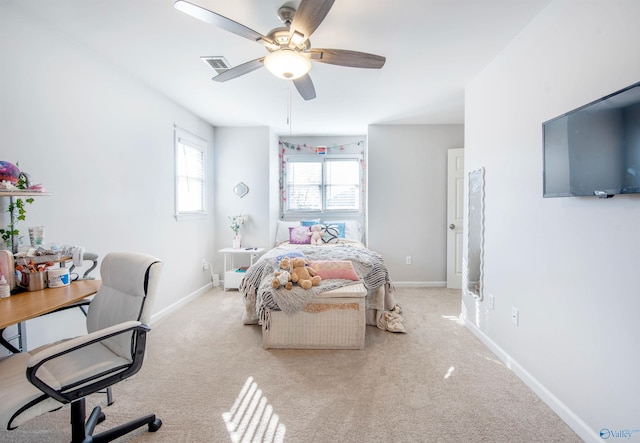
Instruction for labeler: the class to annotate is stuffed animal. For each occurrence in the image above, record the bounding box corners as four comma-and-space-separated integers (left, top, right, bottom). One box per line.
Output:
289, 257, 321, 289
307, 224, 325, 246
272, 257, 293, 290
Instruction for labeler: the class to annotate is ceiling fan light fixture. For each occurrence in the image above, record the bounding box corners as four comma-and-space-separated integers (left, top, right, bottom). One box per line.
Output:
264, 49, 311, 80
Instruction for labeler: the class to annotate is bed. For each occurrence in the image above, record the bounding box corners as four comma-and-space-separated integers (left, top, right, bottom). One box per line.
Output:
240, 220, 405, 348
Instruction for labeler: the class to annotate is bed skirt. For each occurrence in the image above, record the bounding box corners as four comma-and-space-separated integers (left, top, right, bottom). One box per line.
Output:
262, 283, 367, 350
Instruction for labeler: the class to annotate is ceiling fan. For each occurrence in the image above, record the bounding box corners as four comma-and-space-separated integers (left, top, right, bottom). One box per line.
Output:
173, 0, 386, 100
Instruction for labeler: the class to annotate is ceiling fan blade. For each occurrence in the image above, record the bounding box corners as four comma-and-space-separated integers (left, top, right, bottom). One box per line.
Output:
293, 74, 316, 101
309, 49, 386, 69
174, 0, 275, 47
289, 0, 335, 43
212, 58, 264, 82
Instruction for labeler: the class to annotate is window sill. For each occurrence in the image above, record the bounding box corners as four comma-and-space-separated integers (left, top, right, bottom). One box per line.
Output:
175, 212, 208, 221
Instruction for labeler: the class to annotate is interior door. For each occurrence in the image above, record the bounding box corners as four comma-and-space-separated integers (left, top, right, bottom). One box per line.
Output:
446, 148, 464, 289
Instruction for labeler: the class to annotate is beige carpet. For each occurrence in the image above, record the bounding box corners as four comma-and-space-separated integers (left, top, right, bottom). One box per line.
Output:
2, 287, 581, 442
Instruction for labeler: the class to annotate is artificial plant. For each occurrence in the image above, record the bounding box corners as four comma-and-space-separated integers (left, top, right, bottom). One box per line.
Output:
0, 172, 34, 252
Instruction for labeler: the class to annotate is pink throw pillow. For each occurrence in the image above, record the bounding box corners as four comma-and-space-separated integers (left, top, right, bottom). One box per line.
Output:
289, 226, 311, 244
309, 260, 360, 281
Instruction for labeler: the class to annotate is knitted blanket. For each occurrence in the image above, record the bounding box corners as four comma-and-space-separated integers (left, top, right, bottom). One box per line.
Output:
240, 242, 393, 327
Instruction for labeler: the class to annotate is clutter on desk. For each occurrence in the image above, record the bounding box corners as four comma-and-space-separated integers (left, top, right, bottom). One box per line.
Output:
15, 258, 55, 273
46, 267, 70, 288
14, 258, 55, 292
16, 269, 47, 291
15, 244, 74, 264
9, 245, 93, 292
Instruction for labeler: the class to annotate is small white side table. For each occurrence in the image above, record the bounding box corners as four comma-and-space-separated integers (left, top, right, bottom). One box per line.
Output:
218, 247, 265, 291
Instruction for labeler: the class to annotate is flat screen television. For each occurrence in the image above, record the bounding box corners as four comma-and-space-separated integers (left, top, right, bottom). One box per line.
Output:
543, 81, 640, 198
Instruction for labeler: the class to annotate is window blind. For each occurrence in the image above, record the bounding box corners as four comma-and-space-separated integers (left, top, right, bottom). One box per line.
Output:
285, 156, 360, 212
175, 128, 206, 218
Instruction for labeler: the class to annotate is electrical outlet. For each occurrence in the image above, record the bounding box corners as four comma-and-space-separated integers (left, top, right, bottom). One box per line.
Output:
511, 307, 519, 326
488, 294, 495, 310
202, 260, 210, 270
406, 256, 412, 265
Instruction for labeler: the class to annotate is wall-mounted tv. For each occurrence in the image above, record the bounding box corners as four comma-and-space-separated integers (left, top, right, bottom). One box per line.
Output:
543, 81, 640, 198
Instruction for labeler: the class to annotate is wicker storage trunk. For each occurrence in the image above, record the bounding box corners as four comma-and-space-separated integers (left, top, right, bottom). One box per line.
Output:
262, 283, 367, 350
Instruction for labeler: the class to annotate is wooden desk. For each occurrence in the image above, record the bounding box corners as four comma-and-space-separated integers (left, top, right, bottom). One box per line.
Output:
0, 279, 101, 329
0, 280, 101, 346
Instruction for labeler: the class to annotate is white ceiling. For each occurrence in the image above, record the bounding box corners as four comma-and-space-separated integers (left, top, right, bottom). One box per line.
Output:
10, 0, 551, 135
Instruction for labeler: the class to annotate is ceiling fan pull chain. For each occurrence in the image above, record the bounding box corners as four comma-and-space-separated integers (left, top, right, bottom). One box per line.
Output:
288, 83, 292, 135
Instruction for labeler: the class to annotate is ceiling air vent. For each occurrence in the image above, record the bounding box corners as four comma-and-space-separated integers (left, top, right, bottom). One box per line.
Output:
201, 56, 231, 74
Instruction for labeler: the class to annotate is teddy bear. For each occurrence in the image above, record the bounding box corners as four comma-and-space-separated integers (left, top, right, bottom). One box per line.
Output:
307, 224, 325, 246
289, 256, 321, 289
271, 257, 293, 290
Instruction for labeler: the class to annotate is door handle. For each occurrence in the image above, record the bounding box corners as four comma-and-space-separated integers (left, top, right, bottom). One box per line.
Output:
449, 224, 455, 230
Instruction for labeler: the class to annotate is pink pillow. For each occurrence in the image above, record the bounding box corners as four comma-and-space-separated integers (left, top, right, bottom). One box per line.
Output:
289, 226, 311, 244
309, 260, 360, 281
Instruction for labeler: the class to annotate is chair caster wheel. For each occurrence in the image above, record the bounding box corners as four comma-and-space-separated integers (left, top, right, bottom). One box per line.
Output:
98, 412, 106, 424
149, 418, 162, 432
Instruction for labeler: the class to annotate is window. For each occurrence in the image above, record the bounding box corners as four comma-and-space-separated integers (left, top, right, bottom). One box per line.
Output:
284, 156, 362, 213
175, 127, 206, 220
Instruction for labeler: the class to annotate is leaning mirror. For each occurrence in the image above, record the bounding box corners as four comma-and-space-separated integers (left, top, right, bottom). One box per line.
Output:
466, 167, 485, 300
233, 182, 249, 198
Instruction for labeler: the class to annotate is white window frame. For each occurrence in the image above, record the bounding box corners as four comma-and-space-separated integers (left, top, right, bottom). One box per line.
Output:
174, 127, 207, 220
283, 154, 363, 215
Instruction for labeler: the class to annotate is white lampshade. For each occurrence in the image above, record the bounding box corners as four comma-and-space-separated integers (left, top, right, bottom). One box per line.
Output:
264, 49, 311, 80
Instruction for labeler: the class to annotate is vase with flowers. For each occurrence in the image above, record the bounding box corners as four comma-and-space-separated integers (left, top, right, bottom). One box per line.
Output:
229, 214, 247, 249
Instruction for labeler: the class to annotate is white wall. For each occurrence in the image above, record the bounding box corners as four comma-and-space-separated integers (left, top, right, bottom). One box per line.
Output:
213, 127, 273, 276
268, 130, 281, 246
463, 0, 640, 440
1, 3, 216, 348
368, 125, 464, 285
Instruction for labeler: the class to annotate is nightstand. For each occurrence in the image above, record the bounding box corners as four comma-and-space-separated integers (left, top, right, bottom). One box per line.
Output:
218, 248, 265, 291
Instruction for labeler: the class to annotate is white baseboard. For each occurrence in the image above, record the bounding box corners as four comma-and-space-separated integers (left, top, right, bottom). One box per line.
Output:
393, 281, 446, 288
150, 282, 212, 325
464, 319, 598, 443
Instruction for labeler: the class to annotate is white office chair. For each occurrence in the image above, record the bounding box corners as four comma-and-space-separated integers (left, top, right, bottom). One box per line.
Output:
0, 251, 163, 442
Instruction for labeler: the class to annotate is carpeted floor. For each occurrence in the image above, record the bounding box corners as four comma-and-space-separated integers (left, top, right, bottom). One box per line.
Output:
2, 287, 581, 442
